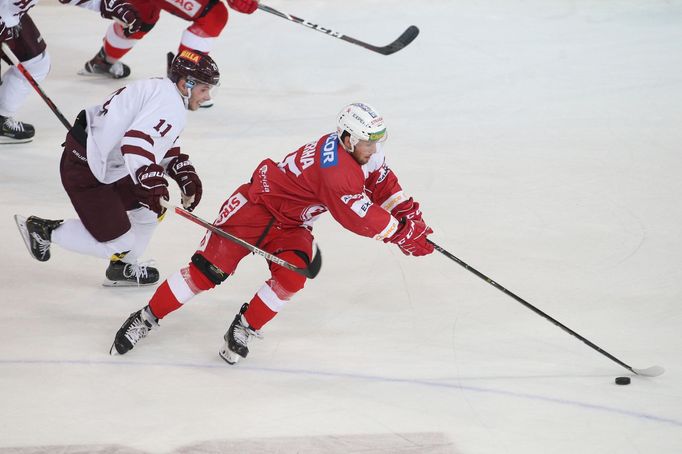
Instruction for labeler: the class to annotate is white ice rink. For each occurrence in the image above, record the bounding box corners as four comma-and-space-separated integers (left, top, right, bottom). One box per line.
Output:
1, 1, 681, 453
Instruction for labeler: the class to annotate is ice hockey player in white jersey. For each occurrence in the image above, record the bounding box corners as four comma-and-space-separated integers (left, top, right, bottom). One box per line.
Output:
0, 0, 139, 143
14, 50, 220, 286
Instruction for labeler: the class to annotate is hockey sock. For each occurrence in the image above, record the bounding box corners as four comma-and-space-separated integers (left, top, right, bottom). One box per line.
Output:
103, 23, 139, 61
149, 262, 217, 318
148, 280, 183, 319
243, 294, 277, 330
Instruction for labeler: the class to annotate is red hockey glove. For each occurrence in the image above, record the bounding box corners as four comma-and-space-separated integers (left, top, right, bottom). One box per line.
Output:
0, 23, 21, 42
134, 164, 169, 215
167, 154, 202, 212
385, 219, 434, 257
100, 0, 142, 33
227, 0, 258, 14
391, 197, 423, 223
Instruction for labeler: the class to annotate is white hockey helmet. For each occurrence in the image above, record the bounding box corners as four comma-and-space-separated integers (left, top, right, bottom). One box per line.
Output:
336, 103, 387, 151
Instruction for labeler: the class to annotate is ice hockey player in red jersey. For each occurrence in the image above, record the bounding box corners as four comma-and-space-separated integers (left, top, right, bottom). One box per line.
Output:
0, 0, 140, 143
14, 51, 220, 287
67, 0, 257, 83
110, 102, 435, 361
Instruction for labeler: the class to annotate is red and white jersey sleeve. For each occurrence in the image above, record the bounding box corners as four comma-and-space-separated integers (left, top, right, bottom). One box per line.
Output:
84, 77, 187, 184
247, 133, 401, 241
0, 0, 39, 28
363, 143, 410, 214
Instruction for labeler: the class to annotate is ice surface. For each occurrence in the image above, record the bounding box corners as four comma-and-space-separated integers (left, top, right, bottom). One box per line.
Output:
1, 1, 681, 453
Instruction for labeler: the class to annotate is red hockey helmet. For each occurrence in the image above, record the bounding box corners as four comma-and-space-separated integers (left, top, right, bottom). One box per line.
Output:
169, 50, 220, 87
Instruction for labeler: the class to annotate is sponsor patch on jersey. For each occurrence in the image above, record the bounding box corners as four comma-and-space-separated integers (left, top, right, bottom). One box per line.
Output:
164, 0, 202, 17
215, 193, 247, 226
342, 193, 372, 218
320, 134, 339, 168
347, 194, 373, 218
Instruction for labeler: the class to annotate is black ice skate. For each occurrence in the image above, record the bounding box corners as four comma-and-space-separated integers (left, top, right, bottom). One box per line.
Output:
0, 115, 35, 144
110, 306, 158, 355
219, 303, 263, 365
104, 259, 160, 287
80, 47, 131, 79
14, 215, 63, 262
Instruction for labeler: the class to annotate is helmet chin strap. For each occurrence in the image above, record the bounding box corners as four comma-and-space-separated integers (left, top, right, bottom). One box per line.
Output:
176, 79, 196, 109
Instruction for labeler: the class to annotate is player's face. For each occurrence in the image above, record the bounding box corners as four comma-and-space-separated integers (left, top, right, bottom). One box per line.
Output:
350, 140, 378, 165
188, 83, 213, 111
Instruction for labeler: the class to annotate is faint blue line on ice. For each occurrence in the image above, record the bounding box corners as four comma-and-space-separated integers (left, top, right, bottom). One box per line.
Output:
2, 357, 679, 427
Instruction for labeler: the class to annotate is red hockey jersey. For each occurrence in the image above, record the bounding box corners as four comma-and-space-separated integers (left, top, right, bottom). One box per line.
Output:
247, 132, 409, 241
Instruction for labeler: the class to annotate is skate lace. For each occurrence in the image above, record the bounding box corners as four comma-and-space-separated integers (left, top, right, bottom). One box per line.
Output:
30, 232, 50, 259
122, 260, 155, 283
3, 117, 25, 132
232, 318, 263, 346
125, 317, 150, 345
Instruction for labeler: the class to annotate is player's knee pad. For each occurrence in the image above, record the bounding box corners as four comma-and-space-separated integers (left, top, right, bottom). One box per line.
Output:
270, 250, 309, 297
190, 253, 229, 288
22, 51, 50, 82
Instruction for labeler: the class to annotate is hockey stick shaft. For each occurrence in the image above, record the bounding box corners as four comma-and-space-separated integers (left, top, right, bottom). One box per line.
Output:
1, 43, 71, 130
428, 240, 664, 376
257, 3, 419, 56
161, 200, 322, 279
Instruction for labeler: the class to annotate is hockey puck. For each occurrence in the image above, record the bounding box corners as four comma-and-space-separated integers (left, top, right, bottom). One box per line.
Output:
615, 376, 631, 385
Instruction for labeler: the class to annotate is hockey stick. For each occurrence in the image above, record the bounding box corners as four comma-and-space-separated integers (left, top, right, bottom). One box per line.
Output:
428, 240, 665, 377
257, 3, 419, 56
1, 43, 71, 130
161, 200, 322, 279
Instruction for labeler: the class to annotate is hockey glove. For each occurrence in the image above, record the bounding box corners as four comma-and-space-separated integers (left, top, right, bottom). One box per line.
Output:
385, 219, 434, 257
0, 23, 21, 42
167, 153, 202, 212
391, 197, 423, 223
100, 0, 142, 33
227, 0, 258, 14
134, 164, 169, 216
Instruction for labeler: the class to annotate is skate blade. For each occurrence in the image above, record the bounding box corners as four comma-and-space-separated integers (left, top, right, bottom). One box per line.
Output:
14, 215, 36, 261
109, 342, 119, 355
77, 68, 124, 79
102, 279, 158, 288
0, 137, 33, 144
219, 348, 240, 365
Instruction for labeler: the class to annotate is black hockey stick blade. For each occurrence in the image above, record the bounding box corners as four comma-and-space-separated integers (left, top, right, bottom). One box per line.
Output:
343, 25, 420, 56
257, 3, 419, 56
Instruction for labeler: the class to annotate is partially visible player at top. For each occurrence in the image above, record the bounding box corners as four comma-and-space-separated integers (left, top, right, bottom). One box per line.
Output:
0, 0, 138, 143
61, 0, 256, 98
110, 102, 435, 363
15, 51, 219, 287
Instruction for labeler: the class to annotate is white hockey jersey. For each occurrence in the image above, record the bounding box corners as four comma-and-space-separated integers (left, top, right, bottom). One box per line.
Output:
84, 77, 187, 184
0, 0, 39, 28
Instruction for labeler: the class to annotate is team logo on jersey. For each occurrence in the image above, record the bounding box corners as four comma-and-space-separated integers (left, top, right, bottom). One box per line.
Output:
320, 134, 339, 168
300, 204, 327, 222
376, 164, 391, 184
